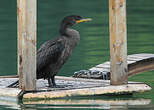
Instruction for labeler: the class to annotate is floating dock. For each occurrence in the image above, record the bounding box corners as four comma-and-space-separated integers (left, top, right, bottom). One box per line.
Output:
74, 53, 154, 79
0, 76, 152, 101
0, 53, 153, 101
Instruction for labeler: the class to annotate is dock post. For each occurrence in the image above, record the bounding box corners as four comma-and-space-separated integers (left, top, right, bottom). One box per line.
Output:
17, 0, 37, 90
109, 0, 128, 85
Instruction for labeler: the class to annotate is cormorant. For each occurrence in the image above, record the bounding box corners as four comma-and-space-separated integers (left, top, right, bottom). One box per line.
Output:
37, 15, 91, 87
8, 15, 91, 88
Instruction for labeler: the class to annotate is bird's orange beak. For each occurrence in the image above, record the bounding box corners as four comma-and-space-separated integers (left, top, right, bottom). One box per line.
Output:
76, 18, 92, 23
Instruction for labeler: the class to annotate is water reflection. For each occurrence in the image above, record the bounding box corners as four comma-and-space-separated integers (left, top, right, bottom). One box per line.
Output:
0, 98, 152, 110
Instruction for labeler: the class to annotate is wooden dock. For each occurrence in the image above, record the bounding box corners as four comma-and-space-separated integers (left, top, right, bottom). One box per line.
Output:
74, 53, 154, 79
0, 53, 153, 101
0, 76, 152, 101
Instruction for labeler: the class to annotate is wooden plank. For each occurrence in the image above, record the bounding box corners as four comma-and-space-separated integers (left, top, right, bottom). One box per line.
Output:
103, 61, 110, 65
17, 0, 37, 90
0, 77, 151, 100
55, 76, 110, 84
23, 99, 151, 106
109, 0, 128, 85
128, 58, 154, 76
131, 53, 154, 58
128, 55, 149, 59
0, 88, 21, 97
127, 56, 144, 60
127, 58, 139, 61
0, 75, 18, 78
0, 78, 18, 87
127, 60, 136, 64
96, 64, 110, 68
128, 54, 154, 60
75, 54, 154, 79
23, 83, 151, 100
89, 67, 110, 72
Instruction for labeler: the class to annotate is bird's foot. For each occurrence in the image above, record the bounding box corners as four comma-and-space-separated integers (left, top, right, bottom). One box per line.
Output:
48, 84, 66, 88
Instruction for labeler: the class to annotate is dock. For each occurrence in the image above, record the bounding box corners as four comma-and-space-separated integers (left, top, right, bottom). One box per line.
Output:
0, 75, 152, 101
74, 53, 154, 79
0, 53, 153, 101
1, 53, 152, 101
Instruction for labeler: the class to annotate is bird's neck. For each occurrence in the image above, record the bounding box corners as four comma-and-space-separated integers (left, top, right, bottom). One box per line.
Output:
60, 25, 80, 48
59, 24, 71, 36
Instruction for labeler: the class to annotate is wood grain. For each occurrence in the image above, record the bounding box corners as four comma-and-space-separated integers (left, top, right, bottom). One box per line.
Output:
17, 0, 37, 90
109, 0, 128, 85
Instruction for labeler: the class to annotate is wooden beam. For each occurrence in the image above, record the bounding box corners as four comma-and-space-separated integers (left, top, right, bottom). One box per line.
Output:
23, 99, 151, 106
0, 75, 18, 78
0, 77, 151, 101
109, 0, 128, 85
128, 58, 154, 76
17, 0, 37, 90
23, 83, 151, 100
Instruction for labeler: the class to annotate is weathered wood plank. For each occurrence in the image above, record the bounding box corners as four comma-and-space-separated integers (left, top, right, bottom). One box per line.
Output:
17, 0, 37, 90
23, 83, 151, 100
109, 0, 128, 85
74, 53, 154, 79
0, 88, 21, 97
96, 63, 110, 68
127, 60, 136, 64
23, 99, 151, 106
127, 56, 143, 61
89, 67, 110, 72
128, 58, 154, 76
131, 53, 154, 58
128, 55, 149, 59
0, 78, 18, 87
0, 75, 18, 78
0, 77, 151, 100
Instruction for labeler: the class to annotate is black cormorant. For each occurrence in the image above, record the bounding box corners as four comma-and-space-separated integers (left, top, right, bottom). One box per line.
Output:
37, 15, 92, 87
8, 15, 91, 88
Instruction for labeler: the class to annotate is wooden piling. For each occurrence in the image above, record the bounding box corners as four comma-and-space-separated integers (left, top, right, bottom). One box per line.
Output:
17, 0, 37, 90
109, 0, 128, 85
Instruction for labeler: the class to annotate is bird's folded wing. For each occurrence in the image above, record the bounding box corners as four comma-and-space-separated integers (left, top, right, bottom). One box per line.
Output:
37, 39, 64, 72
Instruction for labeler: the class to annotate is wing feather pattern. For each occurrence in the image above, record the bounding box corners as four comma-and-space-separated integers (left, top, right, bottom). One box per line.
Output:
37, 38, 64, 75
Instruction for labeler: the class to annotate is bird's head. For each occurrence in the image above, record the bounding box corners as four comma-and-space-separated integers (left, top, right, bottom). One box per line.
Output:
60, 15, 92, 35
61, 15, 92, 27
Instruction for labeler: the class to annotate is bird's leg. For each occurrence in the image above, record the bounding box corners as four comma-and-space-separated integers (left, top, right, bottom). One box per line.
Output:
47, 76, 56, 88
48, 78, 52, 87
51, 75, 65, 88
51, 75, 56, 87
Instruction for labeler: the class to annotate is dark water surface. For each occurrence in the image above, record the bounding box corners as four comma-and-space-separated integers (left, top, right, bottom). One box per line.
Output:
0, 0, 154, 109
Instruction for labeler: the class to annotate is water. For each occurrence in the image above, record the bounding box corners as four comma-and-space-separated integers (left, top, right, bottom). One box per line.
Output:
0, 0, 154, 109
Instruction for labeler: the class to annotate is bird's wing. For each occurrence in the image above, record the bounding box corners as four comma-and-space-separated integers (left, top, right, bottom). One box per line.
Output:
37, 38, 64, 72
